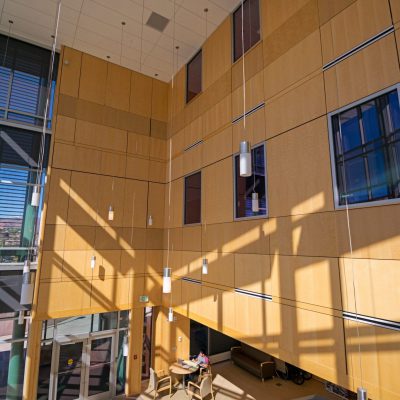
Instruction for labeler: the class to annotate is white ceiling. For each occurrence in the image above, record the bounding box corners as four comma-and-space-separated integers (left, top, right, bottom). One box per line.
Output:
0, 0, 240, 82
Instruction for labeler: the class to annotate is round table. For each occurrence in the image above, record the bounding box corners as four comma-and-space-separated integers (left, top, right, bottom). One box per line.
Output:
169, 362, 199, 390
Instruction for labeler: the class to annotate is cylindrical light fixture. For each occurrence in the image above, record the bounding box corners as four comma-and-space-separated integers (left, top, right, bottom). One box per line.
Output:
239, 141, 252, 177
18, 310, 24, 325
31, 185, 40, 207
123, 335, 129, 357
20, 259, 34, 305
148, 215, 153, 226
90, 255, 96, 269
108, 205, 114, 221
357, 388, 367, 400
252, 192, 259, 212
202, 258, 208, 275
168, 307, 174, 322
163, 267, 172, 293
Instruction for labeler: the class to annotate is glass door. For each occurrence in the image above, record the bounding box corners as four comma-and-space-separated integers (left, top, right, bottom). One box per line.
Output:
52, 334, 116, 400
85, 336, 114, 400
55, 341, 84, 400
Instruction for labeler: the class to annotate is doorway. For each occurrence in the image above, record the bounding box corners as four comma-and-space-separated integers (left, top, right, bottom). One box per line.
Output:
52, 333, 116, 400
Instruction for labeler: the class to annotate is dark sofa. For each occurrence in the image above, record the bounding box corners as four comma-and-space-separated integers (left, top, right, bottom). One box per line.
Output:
230, 343, 275, 381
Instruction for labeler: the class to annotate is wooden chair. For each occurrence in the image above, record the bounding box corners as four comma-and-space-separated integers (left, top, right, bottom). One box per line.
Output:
199, 362, 212, 379
188, 374, 214, 400
147, 367, 172, 399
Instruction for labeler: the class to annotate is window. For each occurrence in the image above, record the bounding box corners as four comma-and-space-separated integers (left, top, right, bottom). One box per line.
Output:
234, 143, 267, 218
233, 0, 260, 62
184, 172, 201, 224
330, 88, 400, 206
186, 50, 202, 103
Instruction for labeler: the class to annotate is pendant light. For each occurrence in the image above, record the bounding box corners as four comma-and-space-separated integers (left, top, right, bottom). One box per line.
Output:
90, 255, 96, 269
239, 141, 251, 177
31, 185, 40, 207
123, 335, 129, 357
148, 214, 153, 226
251, 192, 259, 212
202, 258, 208, 275
168, 307, 174, 322
18, 311, 24, 325
238, 0, 251, 177
357, 388, 367, 400
20, 259, 34, 305
108, 205, 114, 221
163, 267, 172, 293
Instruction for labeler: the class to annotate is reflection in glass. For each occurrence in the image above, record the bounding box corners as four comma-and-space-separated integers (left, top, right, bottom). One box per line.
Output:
235, 144, 267, 218
37, 342, 52, 399
333, 89, 400, 205
56, 342, 83, 400
88, 338, 112, 397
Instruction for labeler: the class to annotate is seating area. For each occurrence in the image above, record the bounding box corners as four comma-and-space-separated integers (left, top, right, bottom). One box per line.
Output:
230, 343, 275, 381
136, 361, 339, 400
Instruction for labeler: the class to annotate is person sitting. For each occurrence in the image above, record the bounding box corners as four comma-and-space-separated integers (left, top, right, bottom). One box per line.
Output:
192, 350, 209, 369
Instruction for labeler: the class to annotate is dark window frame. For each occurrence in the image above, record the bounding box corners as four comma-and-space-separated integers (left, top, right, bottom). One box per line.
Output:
233, 142, 268, 220
186, 49, 202, 104
184, 170, 202, 225
328, 84, 400, 209
232, 0, 261, 62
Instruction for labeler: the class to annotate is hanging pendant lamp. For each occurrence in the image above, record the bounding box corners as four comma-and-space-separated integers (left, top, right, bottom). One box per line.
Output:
90, 255, 96, 269
168, 307, 174, 322
239, 141, 252, 177
108, 205, 114, 221
31, 185, 40, 207
357, 388, 367, 400
123, 335, 129, 357
202, 258, 208, 275
148, 214, 153, 226
252, 192, 259, 212
163, 267, 172, 293
20, 259, 34, 305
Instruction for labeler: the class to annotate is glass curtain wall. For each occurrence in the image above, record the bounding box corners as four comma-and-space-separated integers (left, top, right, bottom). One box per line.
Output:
0, 33, 58, 400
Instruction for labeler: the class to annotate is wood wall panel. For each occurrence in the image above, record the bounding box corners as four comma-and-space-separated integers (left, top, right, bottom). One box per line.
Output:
148, 183, 165, 229
203, 18, 231, 90
202, 251, 234, 287
130, 72, 152, 117
263, 30, 322, 100
271, 255, 342, 309
317, 0, 356, 26
267, 117, 334, 217
106, 63, 131, 111
324, 34, 400, 111
320, 0, 392, 64
45, 169, 71, 225
202, 157, 233, 224
122, 179, 148, 228
336, 205, 400, 260
340, 257, 400, 321
55, 115, 76, 142
344, 320, 400, 400
202, 126, 232, 167
265, 73, 326, 138
152, 80, 169, 122
270, 213, 338, 257
79, 53, 107, 105
59, 47, 82, 98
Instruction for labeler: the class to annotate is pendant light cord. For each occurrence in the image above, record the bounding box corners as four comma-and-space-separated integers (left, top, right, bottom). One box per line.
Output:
27, 0, 61, 266
166, 0, 177, 311
241, 0, 246, 133
329, 24, 364, 391
2, 20, 13, 67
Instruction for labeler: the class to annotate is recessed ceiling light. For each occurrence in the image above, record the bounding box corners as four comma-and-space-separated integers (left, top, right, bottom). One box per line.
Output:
8, 20, 13, 24
146, 11, 169, 32
155, 73, 158, 77
106, 55, 110, 59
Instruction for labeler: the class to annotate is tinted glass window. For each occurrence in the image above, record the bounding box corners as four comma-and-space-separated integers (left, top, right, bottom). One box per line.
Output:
186, 50, 202, 103
233, 0, 260, 61
332, 89, 400, 205
235, 144, 267, 218
184, 172, 201, 224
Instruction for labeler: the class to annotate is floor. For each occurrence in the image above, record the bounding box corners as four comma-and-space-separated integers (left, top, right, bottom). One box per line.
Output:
135, 361, 341, 400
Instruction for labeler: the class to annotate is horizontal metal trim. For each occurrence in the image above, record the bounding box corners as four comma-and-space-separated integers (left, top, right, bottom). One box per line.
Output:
235, 288, 272, 301
184, 139, 203, 152
343, 311, 400, 332
323, 26, 394, 71
181, 277, 201, 285
232, 102, 265, 125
